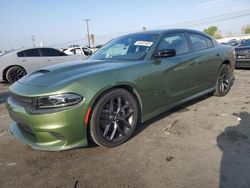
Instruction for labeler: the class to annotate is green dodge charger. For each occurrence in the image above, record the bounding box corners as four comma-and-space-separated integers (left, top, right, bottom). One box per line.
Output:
6, 29, 235, 150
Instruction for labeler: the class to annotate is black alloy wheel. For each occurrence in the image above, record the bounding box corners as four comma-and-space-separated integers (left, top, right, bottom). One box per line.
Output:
89, 88, 139, 147
6, 66, 26, 84
214, 64, 231, 96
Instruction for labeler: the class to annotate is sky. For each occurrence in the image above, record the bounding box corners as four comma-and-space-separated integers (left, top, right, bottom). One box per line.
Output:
0, 0, 250, 51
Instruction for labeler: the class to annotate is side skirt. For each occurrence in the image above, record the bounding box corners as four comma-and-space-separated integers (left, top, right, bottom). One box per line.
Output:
141, 87, 215, 123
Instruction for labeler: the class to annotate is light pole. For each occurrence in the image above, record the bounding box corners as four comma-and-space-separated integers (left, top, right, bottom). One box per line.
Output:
31, 35, 36, 47
83, 19, 91, 47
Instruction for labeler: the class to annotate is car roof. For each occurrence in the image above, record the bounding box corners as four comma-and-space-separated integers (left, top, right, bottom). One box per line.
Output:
123, 28, 211, 37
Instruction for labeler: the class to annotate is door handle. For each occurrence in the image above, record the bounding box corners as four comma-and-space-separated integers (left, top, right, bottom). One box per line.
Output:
21, 60, 26, 62
190, 62, 195, 66
216, 53, 220, 56
47, 59, 52, 61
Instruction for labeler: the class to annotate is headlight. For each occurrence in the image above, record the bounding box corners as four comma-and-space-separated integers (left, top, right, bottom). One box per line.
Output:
37, 93, 83, 109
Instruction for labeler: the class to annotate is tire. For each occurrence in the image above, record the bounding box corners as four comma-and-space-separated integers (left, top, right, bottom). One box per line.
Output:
214, 64, 231, 96
5, 66, 26, 84
89, 88, 139, 147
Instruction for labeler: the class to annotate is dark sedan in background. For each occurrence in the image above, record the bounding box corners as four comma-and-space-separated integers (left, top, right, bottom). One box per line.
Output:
235, 39, 250, 68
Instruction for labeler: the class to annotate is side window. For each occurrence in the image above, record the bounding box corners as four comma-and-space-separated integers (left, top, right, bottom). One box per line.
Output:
39, 48, 62, 56
74, 48, 82, 55
157, 34, 189, 55
22, 49, 40, 57
188, 33, 213, 51
70, 49, 76, 54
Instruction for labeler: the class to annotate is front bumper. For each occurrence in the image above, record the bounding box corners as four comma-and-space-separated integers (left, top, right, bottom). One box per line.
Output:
6, 96, 88, 151
235, 59, 250, 68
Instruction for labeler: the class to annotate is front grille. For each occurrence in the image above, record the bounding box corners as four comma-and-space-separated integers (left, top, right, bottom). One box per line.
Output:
236, 50, 250, 56
236, 60, 250, 67
10, 93, 38, 109
17, 123, 35, 136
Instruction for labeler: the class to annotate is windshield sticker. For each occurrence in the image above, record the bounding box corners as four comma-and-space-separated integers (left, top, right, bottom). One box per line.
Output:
134, 41, 153, 47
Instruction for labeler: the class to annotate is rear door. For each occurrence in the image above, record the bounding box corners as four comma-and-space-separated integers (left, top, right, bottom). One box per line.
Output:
40, 48, 87, 63
38, 48, 71, 66
186, 33, 221, 90
17, 48, 45, 73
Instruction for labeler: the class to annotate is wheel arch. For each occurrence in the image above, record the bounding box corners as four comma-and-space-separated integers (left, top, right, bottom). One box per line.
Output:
221, 59, 232, 70
214, 59, 231, 77
88, 83, 143, 123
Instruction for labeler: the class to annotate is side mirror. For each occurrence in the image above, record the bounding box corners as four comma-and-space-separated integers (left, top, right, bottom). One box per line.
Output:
154, 49, 176, 58
83, 49, 93, 56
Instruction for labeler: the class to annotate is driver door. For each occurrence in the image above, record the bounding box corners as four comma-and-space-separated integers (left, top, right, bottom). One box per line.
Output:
152, 33, 199, 109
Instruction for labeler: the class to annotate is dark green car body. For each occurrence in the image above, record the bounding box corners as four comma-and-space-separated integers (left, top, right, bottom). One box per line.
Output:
6, 29, 235, 150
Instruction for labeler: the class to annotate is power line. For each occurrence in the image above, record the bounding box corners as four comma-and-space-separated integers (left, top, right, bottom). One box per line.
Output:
94, 9, 250, 38
49, 9, 250, 47
151, 9, 250, 29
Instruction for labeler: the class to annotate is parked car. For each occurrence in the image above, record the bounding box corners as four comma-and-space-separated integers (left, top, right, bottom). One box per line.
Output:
0, 50, 5, 56
235, 39, 250, 68
91, 44, 103, 52
6, 29, 235, 150
68, 45, 80, 48
0, 47, 87, 83
62, 46, 93, 56
220, 39, 245, 47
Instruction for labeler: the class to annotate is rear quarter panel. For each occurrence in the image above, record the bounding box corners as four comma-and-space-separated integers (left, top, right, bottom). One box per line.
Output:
0, 52, 20, 80
219, 44, 235, 73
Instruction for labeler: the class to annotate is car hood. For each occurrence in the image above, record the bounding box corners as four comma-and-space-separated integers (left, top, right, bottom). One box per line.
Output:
235, 46, 250, 51
17, 60, 131, 87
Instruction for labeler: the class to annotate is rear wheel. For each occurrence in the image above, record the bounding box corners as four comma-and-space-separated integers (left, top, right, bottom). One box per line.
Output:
5, 66, 26, 84
214, 64, 231, 96
89, 88, 139, 147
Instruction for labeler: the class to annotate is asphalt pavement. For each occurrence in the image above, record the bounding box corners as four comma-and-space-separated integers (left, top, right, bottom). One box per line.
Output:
0, 70, 250, 188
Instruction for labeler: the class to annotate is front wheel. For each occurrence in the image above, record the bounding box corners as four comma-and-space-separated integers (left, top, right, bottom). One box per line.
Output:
214, 64, 231, 96
89, 88, 139, 147
5, 66, 26, 84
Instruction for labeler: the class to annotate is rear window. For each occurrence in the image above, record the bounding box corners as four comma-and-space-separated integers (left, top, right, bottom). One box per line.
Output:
17, 51, 24, 57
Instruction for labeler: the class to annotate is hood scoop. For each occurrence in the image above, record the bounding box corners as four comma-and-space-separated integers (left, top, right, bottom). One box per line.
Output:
18, 69, 51, 85
32, 69, 50, 74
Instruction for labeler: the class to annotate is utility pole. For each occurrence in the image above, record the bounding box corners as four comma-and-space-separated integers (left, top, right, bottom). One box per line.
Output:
83, 19, 91, 47
31, 35, 36, 47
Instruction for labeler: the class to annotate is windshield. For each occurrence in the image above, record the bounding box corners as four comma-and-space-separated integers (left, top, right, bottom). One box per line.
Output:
240, 40, 250, 47
90, 34, 158, 61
